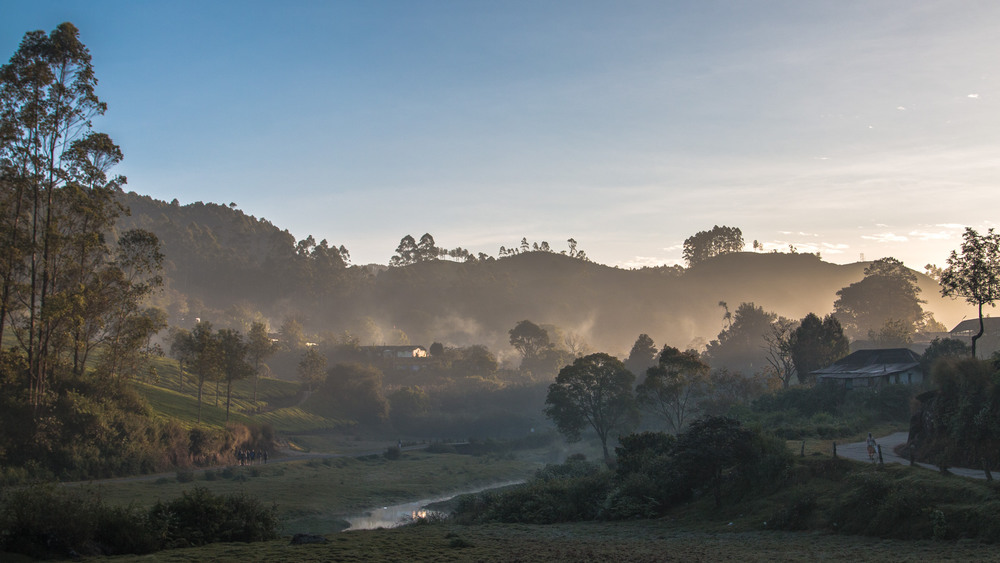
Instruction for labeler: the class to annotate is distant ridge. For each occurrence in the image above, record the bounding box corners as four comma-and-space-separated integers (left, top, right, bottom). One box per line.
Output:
116, 192, 972, 358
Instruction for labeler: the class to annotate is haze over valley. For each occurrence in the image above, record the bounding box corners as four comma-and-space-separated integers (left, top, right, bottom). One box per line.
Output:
3, 3, 1000, 561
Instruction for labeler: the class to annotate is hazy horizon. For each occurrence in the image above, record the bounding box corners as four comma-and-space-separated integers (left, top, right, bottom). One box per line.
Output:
3, 1, 998, 269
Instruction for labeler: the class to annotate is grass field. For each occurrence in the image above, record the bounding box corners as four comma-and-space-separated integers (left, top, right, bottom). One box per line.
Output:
87, 450, 543, 534
56, 437, 999, 562
91, 519, 1000, 562
133, 354, 355, 436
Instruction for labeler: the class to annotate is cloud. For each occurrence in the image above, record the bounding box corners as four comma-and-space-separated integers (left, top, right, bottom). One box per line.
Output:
909, 229, 959, 241
821, 242, 850, 251
968, 93, 980, 99
897, 106, 906, 110
861, 233, 908, 243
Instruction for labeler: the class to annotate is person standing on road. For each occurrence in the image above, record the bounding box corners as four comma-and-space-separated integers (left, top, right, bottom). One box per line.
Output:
866, 433, 876, 461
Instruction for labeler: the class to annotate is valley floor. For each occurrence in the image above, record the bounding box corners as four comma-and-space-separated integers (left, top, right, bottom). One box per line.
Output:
96, 520, 998, 562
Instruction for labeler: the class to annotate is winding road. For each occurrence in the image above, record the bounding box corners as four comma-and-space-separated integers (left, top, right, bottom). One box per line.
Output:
837, 431, 991, 479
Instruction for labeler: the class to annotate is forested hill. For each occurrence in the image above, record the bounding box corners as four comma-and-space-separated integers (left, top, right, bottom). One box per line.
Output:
116, 192, 970, 359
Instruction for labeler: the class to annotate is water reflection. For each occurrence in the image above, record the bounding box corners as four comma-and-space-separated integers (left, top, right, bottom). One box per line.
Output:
342, 481, 523, 531
343, 500, 445, 530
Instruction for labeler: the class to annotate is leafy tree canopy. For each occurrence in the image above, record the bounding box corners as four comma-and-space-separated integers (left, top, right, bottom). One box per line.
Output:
833, 257, 924, 340
789, 313, 849, 384
940, 227, 1000, 358
704, 302, 778, 375
682, 225, 744, 267
544, 352, 638, 463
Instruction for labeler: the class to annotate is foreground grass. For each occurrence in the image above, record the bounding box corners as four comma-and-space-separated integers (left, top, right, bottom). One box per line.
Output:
95, 520, 999, 562
88, 450, 541, 534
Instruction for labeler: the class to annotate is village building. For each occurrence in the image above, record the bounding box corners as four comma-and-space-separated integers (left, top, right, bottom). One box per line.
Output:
812, 348, 923, 389
358, 345, 429, 371
949, 317, 1000, 358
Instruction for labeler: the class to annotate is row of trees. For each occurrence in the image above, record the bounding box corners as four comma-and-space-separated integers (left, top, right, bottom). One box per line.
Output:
388, 234, 592, 266
544, 347, 774, 464
0, 23, 165, 407
168, 321, 273, 421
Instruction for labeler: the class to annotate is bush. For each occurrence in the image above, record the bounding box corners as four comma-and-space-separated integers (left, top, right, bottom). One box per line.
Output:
149, 487, 279, 546
385, 446, 402, 460
828, 470, 925, 538
451, 458, 612, 525
0, 485, 161, 558
175, 469, 195, 483
766, 491, 817, 531
426, 443, 457, 454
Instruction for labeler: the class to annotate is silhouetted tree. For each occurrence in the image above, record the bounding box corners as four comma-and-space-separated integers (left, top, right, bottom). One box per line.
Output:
637, 346, 709, 433
190, 321, 221, 423
322, 362, 390, 425
834, 257, 924, 340
940, 228, 1000, 358
168, 327, 195, 392
704, 302, 776, 375
624, 334, 658, 378
545, 353, 639, 464
920, 337, 970, 374
217, 328, 253, 421
682, 226, 744, 267
389, 234, 418, 267
297, 347, 327, 392
278, 317, 306, 351
509, 320, 551, 362
416, 233, 440, 262
246, 321, 274, 403
763, 317, 798, 388
789, 313, 849, 384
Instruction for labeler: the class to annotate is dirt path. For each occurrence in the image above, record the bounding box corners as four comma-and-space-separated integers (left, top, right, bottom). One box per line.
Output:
838, 432, 991, 479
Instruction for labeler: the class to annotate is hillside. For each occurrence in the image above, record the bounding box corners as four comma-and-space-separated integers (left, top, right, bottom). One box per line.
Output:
116, 192, 973, 361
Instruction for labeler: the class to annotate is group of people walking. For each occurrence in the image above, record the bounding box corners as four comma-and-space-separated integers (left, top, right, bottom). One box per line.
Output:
236, 447, 267, 466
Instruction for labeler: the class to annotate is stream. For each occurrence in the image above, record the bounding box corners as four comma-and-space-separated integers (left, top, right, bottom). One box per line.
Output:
342, 480, 524, 531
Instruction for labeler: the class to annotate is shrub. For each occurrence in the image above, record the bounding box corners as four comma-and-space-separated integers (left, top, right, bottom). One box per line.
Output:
0, 485, 161, 558
766, 491, 817, 531
385, 446, 402, 460
426, 443, 457, 454
149, 487, 279, 546
451, 458, 613, 525
175, 469, 195, 483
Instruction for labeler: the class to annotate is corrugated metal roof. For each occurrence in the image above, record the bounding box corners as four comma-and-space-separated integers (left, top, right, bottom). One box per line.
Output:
812, 348, 920, 379
950, 317, 1000, 334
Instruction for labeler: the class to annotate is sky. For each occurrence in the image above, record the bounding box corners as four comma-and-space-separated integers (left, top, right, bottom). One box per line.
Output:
2, 1, 999, 269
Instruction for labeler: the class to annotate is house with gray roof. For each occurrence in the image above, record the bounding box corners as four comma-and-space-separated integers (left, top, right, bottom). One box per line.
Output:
812, 348, 922, 389
950, 317, 1000, 358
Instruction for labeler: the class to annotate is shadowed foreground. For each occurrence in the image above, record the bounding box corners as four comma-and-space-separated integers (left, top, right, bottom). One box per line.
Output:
97, 520, 997, 562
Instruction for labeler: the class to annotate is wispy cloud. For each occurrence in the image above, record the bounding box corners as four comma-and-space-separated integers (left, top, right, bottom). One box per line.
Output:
861, 233, 908, 243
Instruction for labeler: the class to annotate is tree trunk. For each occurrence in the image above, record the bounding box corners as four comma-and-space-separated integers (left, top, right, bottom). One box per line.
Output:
972, 303, 985, 358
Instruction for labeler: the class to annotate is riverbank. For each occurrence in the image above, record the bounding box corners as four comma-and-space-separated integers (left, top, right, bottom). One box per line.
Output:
75, 448, 544, 535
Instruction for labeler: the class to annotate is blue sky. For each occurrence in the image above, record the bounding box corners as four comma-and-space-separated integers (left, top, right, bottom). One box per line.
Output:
2, 1, 998, 268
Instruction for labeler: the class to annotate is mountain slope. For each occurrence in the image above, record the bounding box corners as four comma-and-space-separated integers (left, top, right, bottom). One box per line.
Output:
116, 192, 972, 358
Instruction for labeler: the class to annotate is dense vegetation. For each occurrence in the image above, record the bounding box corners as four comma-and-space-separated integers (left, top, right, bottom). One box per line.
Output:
0, 485, 278, 558
450, 417, 1000, 544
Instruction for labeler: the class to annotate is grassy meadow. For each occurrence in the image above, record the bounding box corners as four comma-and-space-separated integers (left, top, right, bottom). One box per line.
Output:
54, 438, 999, 562
92, 521, 1000, 562
84, 450, 543, 535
